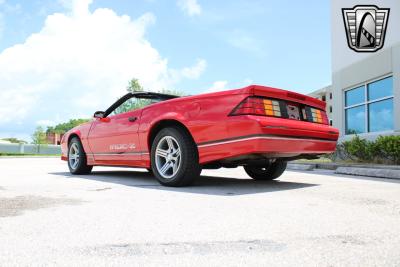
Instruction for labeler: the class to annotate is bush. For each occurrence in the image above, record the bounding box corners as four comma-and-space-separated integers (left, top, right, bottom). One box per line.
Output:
336, 135, 400, 165
342, 135, 375, 162
374, 135, 400, 164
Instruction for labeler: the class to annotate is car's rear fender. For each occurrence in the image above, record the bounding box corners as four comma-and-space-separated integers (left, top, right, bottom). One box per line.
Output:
139, 105, 192, 166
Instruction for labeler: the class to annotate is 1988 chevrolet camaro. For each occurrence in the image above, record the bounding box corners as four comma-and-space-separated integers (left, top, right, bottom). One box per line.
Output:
61, 85, 339, 186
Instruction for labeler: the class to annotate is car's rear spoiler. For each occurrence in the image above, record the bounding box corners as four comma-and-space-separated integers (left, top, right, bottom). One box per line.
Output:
245, 85, 326, 110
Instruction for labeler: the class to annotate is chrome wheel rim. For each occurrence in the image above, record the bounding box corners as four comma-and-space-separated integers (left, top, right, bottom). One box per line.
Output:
68, 143, 80, 170
155, 136, 181, 179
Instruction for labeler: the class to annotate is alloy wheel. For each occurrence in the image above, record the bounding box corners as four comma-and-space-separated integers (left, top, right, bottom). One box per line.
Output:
68, 143, 80, 170
155, 136, 181, 179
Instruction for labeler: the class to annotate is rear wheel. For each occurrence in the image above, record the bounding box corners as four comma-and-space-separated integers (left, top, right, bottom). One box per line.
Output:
68, 137, 93, 175
244, 161, 287, 180
151, 127, 201, 187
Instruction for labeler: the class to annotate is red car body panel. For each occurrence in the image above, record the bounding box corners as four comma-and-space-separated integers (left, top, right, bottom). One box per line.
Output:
61, 85, 339, 167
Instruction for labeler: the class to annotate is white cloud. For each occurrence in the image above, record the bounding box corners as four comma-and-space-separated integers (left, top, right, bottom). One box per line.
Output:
205, 78, 253, 93
59, 0, 93, 17
180, 58, 206, 79
177, 0, 202, 16
227, 30, 265, 55
168, 58, 206, 83
36, 120, 56, 127
206, 80, 228, 92
0, 1, 206, 130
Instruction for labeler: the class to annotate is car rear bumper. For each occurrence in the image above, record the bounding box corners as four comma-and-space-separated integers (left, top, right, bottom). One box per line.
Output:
197, 115, 338, 164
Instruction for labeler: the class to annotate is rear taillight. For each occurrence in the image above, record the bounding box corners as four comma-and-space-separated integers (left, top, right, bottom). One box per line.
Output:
230, 96, 285, 117
303, 107, 329, 125
230, 96, 329, 125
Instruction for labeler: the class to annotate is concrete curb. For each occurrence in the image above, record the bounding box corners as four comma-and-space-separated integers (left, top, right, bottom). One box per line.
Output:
335, 167, 400, 179
287, 163, 315, 171
293, 162, 400, 170
288, 162, 400, 179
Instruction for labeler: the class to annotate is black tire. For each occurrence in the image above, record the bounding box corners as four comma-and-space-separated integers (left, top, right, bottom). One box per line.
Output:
244, 161, 287, 180
151, 127, 201, 187
68, 137, 93, 175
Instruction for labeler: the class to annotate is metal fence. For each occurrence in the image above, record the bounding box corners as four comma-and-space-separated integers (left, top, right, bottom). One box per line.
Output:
0, 143, 61, 154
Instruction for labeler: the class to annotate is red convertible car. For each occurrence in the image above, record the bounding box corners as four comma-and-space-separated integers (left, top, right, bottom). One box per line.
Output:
61, 85, 339, 186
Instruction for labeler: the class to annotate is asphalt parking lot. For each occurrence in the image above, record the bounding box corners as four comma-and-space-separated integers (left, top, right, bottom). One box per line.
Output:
1, 158, 400, 266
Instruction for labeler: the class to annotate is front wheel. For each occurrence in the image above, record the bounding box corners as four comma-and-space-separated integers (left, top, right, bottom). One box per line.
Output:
244, 161, 287, 180
151, 127, 201, 187
68, 137, 93, 175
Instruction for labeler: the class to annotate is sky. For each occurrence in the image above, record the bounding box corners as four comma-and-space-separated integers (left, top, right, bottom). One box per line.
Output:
0, 0, 331, 141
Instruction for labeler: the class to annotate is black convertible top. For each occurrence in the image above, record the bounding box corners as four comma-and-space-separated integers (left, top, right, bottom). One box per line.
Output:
130, 91, 179, 100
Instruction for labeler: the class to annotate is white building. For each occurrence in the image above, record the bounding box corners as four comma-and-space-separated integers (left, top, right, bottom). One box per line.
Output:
309, 0, 400, 140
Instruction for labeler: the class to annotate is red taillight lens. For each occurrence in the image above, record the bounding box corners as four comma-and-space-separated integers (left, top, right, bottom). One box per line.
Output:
230, 97, 283, 117
230, 96, 329, 125
234, 97, 264, 115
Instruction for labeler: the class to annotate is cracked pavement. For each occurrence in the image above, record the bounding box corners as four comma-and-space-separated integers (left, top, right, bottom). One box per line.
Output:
1, 158, 400, 266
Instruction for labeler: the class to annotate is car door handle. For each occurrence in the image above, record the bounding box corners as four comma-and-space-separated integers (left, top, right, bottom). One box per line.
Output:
128, 116, 137, 122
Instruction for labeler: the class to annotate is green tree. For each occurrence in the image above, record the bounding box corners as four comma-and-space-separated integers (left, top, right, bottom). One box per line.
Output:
46, 119, 90, 134
32, 126, 48, 153
1, 138, 27, 144
113, 78, 146, 114
126, 78, 144, 92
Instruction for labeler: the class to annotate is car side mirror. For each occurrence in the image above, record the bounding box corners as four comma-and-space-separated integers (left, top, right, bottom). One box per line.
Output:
93, 111, 105, 118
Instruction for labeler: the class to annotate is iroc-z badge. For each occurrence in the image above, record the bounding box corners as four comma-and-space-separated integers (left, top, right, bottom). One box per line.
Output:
342, 5, 390, 52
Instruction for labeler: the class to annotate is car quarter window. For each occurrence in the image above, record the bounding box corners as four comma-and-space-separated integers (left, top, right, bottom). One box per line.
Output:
110, 97, 158, 116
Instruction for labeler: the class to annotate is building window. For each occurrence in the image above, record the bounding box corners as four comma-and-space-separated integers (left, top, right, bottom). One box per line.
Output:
345, 86, 364, 106
329, 106, 332, 113
322, 95, 326, 102
329, 93, 332, 99
345, 105, 365, 134
344, 76, 393, 135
